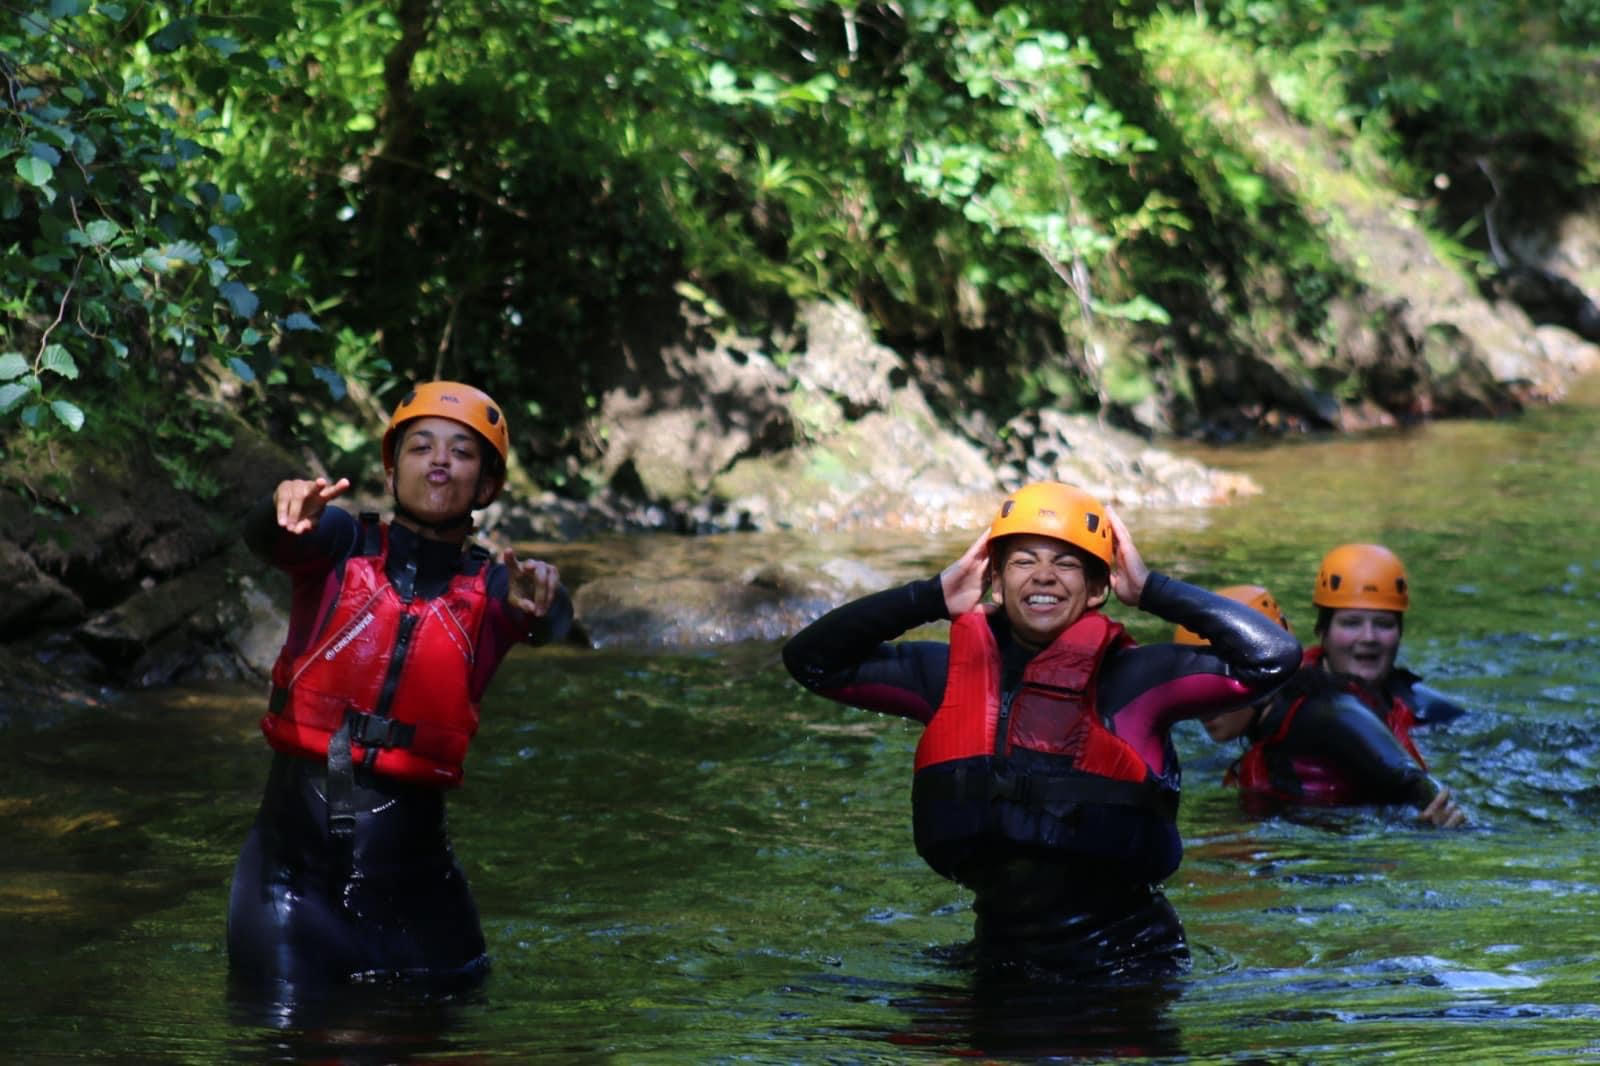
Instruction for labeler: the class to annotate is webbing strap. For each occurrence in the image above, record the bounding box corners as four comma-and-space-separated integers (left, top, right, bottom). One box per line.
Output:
326, 717, 357, 841
921, 764, 1177, 820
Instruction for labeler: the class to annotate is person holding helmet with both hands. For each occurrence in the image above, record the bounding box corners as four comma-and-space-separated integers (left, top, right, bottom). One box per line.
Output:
1221, 544, 1468, 828
783, 482, 1302, 978
227, 381, 573, 995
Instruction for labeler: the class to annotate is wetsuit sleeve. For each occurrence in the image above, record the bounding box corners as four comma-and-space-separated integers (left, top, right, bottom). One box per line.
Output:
1095, 573, 1303, 775
781, 577, 953, 724
1404, 680, 1469, 726
1140, 572, 1303, 688
243, 495, 362, 573
1278, 693, 1439, 807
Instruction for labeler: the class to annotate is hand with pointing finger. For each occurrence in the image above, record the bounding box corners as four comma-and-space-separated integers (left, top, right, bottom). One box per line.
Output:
503, 548, 559, 617
274, 477, 351, 535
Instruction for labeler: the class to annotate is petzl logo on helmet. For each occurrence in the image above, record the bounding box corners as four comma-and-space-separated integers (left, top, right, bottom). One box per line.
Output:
1037, 507, 1058, 521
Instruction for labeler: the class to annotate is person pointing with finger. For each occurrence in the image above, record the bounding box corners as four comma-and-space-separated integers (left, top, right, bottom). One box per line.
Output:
227, 381, 572, 998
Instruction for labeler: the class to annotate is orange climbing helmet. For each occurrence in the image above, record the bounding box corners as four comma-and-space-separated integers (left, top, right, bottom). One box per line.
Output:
381, 381, 510, 473
989, 482, 1115, 567
1313, 543, 1409, 612
1173, 584, 1291, 646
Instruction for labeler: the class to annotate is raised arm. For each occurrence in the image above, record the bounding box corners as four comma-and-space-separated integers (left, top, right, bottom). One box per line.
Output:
782, 577, 954, 723
243, 479, 362, 570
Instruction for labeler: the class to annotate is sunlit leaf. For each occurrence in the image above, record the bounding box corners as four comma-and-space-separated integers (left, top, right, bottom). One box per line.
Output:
15, 156, 53, 186
0, 353, 29, 381
84, 219, 119, 244
312, 365, 347, 401
50, 399, 85, 431
219, 281, 259, 317
39, 345, 79, 379
0, 383, 32, 413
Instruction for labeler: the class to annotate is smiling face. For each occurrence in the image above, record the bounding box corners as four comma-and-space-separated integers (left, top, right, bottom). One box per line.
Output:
1319, 607, 1402, 687
993, 533, 1110, 650
387, 416, 497, 534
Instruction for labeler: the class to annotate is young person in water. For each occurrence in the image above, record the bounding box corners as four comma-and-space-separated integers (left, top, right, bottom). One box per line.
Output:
227, 381, 573, 995
1217, 545, 1468, 828
782, 482, 1303, 978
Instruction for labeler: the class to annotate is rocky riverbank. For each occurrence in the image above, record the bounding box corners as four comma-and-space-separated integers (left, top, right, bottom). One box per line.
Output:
4, 290, 1598, 720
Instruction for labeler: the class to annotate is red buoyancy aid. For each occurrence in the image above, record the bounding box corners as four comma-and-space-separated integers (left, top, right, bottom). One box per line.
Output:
262, 523, 490, 788
1227, 646, 1424, 805
911, 610, 1180, 882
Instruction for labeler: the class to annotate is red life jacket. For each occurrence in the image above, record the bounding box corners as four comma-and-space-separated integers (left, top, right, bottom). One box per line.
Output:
1227, 646, 1424, 805
911, 610, 1180, 882
262, 521, 491, 789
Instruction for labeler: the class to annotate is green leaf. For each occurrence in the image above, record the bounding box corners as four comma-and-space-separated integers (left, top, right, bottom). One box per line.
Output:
161, 241, 203, 266
0, 383, 31, 413
227, 357, 257, 382
98, 3, 127, 19
15, 156, 53, 186
39, 345, 79, 379
84, 219, 119, 244
146, 16, 196, 53
283, 312, 319, 332
20, 403, 46, 427
312, 365, 347, 401
50, 399, 85, 431
219, 281, 259, 317
0, 353, 28, 381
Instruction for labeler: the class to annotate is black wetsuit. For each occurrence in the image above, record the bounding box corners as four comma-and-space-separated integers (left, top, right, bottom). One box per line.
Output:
227, 501, 572, 993
783, 572, 1301, 977
1229, 658, 1466, 809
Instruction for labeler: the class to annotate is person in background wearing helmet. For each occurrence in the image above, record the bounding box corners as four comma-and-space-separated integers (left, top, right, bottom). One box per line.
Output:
226, 381, 573, 998
1221, 544, 1468, 828
782, 482, 1302, 978
1173, 585, 1294, 745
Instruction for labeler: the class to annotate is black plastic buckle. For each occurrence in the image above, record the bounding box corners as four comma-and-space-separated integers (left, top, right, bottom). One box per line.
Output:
343, 710, 415, 749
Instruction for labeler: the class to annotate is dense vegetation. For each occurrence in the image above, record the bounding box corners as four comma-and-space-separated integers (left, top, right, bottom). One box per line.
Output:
4, 0, 1598, 499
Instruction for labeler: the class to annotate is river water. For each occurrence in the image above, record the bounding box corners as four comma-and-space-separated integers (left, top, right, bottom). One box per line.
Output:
4, 379, 1600, 1062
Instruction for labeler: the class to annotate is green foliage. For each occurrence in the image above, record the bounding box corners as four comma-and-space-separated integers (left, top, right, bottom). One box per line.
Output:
0, 0, 325, 461
1209, 0, 1593, 189
5, 0, 1594, 502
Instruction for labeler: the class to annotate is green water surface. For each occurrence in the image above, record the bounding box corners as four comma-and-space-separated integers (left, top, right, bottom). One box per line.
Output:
3, 379, 1600, 1063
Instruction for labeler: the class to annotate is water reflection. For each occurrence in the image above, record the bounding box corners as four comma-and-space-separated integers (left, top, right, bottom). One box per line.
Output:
838, 959, 1187, 1059
225, 977, 487, 1064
